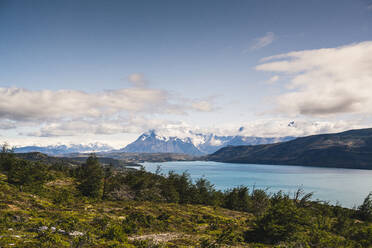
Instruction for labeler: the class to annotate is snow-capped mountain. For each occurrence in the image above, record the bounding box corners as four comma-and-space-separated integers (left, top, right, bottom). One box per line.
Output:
120, 130, 295, 155
196, 134, 294, 154
120, 130, 203, 155
13, 126, 296, 156
13, 143, 114, 155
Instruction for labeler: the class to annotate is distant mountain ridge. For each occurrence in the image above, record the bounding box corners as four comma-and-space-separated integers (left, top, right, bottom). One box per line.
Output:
12, 130, 296, 156
207, 128, 372, 169
13, 143, 114, 155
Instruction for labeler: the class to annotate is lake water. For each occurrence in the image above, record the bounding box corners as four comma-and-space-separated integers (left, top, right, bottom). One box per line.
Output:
141, 161, 372, 208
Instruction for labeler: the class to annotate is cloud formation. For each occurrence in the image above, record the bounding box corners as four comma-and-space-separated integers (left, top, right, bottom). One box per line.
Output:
128, 73, 147, 87
0, 79, 215, 137
250, 32, 276, 50
256, 41, 372, 116
0, 120, 16, 130
0, 87, 214, 122
0, 87, 175, 122
191, 100, 213, 112
23, 117, 175, 137
267, 75, 279, 84
143, 118, 367, 141
232, 119, 365, 138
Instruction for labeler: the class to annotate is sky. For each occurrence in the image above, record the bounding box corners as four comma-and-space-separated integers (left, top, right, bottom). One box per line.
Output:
0, 0, 372, 148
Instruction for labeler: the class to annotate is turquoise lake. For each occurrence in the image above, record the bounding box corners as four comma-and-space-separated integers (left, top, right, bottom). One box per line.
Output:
141, 161, 372, 208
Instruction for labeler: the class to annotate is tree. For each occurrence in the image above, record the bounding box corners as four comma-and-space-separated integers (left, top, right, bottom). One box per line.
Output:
223, 186, 251, 212
7, 159, 49, 189
0, 143, 15, 172
194, 178, 220, 205
245, 197, 310, 244
358, 192, 372, 221
102, 163, 114, 200
166, 171, 193, 204
250, 188, 270, 217
78, 154, 104, 198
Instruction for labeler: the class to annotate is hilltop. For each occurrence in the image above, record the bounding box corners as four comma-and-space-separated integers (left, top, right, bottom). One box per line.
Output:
208, 128, 372, 169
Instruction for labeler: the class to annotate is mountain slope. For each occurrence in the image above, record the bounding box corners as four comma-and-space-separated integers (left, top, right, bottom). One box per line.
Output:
208, 128, 372, 169
120, 130, 203, 155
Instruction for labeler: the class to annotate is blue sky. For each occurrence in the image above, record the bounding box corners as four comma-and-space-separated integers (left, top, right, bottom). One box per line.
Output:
0, 0, 372, 147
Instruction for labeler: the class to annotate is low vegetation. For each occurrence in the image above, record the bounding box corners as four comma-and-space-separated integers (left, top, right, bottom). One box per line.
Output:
1, 146, 372, 247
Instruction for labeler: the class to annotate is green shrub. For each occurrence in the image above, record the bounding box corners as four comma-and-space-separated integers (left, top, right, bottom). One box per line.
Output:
223, 186, 251, 212
52, 189, 73, 205
357, 192, 372, 221
246, 198, 310, 244
104, 224, 128, 242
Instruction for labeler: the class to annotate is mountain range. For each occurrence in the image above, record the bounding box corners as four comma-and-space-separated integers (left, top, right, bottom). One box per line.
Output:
207, 128, 372, 169
13, 143, 114, 155
13, 130, 295, 156
120, 130, 295, 155
11, 128, 372, 169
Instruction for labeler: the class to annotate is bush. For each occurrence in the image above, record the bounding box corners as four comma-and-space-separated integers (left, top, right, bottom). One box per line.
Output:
357, 192, 372, 221
245, 197, 310, 244
122, 212, 155, 234
7, 159, 51, 188
52, 189, 73, 205
223, 186, 250, 212
250, 189, 270, 217
103, 224, 128, 242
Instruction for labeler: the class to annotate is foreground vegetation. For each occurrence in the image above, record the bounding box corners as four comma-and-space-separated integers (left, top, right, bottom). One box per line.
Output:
1, 147, 372, 247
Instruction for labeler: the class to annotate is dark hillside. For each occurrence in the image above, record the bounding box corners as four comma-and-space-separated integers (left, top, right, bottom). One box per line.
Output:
208, 128, 372, 169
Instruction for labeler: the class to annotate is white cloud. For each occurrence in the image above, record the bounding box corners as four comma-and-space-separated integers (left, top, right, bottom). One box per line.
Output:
22, 116, 180, 138
0, 120, 16, 130
128, 73, 146, 87
23, 121, 130, 137
132, 118, 368, 147
0, 87, 213, 123
0, 87, 174, 122
191, 100, 213, 112
0, 76, 215, 137
267, 75, 280, 84
256, 41, 372, 116
231, 119, 366, 137
250, 32, 276, 50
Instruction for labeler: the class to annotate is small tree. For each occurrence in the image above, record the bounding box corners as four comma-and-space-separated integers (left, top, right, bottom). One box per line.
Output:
78, 154, 104, 198
250, 189, 270, 217
8, 159, 49, 189
0, 143, 15, 172
194, 178, 219, 205
245, 198, 309, 244
102, 163, 114, 200
358, 192, 372, 221
223, 186, 251, 212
